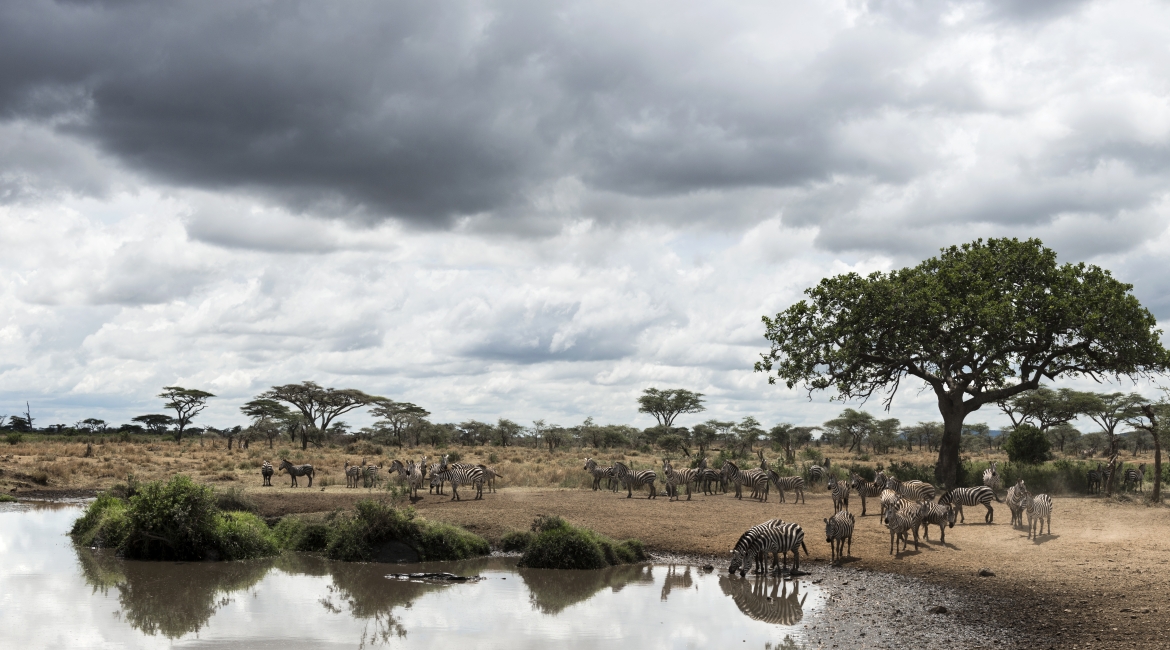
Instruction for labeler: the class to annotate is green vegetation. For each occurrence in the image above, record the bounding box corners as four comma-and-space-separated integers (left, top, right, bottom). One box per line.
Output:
0, 493, 16, 502
1003, 424, 1052, 465
500, 530, 536, 552
5, 432, 22, 445
323, 499, 489, 562
272, 516, 331, 552
516, 515, 645, 570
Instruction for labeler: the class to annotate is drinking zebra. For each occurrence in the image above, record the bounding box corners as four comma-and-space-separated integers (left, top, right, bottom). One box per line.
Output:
728, 520, 809, 577
278, 459, 315, 487
848, 472, 884, 516
434, 460, 486, 501
1123, 464, 1146, 493
583, 458, 612, 491
982, 461, 1001, 494
824, 510, 855, 564
721, 460, 769, 502
883, 504, 920, 555
612, 461, 658, 499
728, 519, 785, 576
1024, 492, 1053, 538
826, 474, 849, 512
662, 458, 699, 501
918, 501, 956, 544
1005, 479, 1028, 527
260, 460, 274, 486
939, 486, 1000, 524
883, 475, 936, 502
344, 459, 363, 489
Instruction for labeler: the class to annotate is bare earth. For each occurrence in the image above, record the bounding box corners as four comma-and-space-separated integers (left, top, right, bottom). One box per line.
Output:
231, 483, 1170, 649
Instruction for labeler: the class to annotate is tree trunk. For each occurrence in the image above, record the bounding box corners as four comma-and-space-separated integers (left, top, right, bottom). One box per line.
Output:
1153, 427, 1162, 504
935, 409, 965, 490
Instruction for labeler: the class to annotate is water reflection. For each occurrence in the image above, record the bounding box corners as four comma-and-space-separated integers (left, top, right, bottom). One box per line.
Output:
518, 562, 654, 614
660, 564, 695, 601
720, 574, 809, 626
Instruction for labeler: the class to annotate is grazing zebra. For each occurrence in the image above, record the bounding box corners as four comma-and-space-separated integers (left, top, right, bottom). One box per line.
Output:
1005, 479, 1028, 527
729, 521, 809, 577
918, 501, 957, 544
722, 460, 769, 501
260, 460, 274, 486
583, 458, 612, 491
1024, 492, 1053, 538
883, 504, 920, 555
939, 486, 1000, 524
826, 474, 849, 512
808, 465, 826, 487
824, 510, 855, 564
883, 475, 936, 502
278, 459, 314, 487
848, 472, 884, 516
983, 461, 1001, 494
434, 461, 485, 501
1123, 464, 1146, 493
1086, 463, 1103, 494
662, 458, 699, 501
344, 459, 364, 489
613, 461, 658, 499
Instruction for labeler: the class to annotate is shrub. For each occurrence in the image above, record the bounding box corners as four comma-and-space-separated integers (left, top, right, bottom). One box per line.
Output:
445, 451, 462, 463
70, 493, 131, 548
272, 516, 330, 552
5, 433, 22, 445
214, 512, 280, 560
324, 499, 490, 562
801, 448, 823, 463
500, 530, 535, 552
0, 494, 15, 503
417, 521, 491, 561
1003, 424, 1051, 465
518, 516, 645, 570
215, 487, 257, 513
885, 460, 935, 484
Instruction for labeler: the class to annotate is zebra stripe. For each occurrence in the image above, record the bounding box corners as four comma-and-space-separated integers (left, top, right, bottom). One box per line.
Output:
260, 460, 274, 486
882, 504, 920, 555
722, 461, 769, 502
939, 486, 1000, 524
583, 458, 611, 491
982, 461, 1001, 493
848, 473, 884, 516
879, 488, 902, 518
918, 501, 956, 544
826, 475, 849, 512
1123, 464, 1146, 493
662, 459, 699, 501
613, 461, 658, 499
729, 520, 809, 576
824, 510, 854, 564
345, 459, 364, 489
884, 475, 936, 502
364, 462, 382, 488
479, 464, 501, 493
434, 462, 486, 501
728, 519, 784, 576
1005, 479, 1028, 528
1086, 463, 1103, 495
278, 459, 314, 488
808, 465, 825, 486
1024, 492, 1053, 538
771, 474, 806, 505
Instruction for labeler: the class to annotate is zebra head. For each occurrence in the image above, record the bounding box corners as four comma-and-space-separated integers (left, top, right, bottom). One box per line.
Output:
584, 457, 596, 471
728, 549, 750, 577
943, 503, 957, 528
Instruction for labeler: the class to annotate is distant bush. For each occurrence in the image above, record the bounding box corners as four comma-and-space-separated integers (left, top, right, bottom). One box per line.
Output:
445, 451, 462, 463
1003, 424, 1051, 465
500, 530, 536, 552
215, 511, 280, 560
5, 433, 22, 445
518, 516, 645, 570
324, 499, 489, 562
0, 494, 15, 503
885, 460, 935, 484
801, 448, 823, 463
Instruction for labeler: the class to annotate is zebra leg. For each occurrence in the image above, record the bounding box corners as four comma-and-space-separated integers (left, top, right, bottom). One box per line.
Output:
985, 503, 993, 524
797, 487, 804, 504
307, 470, 313, 488
956, 504, 965, 523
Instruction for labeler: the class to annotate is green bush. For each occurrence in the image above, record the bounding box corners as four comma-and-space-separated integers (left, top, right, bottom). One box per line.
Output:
214, 511, 280, 560
324, 499, 489, 562
272, 517, 331, 552
445, 451, 462, 463
0, 494, 14, 502
500, 530, 535, 552
5, 432, 22, 445
801, 448, 823, 463
1003, 424, 1051, 465
417, 521, 491, 561
885, 460, 936, 484
70, 493, 131, 548
518, 516, 645, 570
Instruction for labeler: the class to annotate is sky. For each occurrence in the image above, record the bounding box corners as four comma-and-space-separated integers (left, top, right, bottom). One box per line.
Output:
2, 0, 1170, 433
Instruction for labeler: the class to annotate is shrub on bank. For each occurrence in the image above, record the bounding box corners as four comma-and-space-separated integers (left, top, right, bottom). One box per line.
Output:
272, 516, 331, 553
70, 492, 131, 548
517, 515, 645, 570
324, 499, 490, 562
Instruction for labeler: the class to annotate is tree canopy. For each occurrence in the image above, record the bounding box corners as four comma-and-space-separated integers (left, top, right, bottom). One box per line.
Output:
637, 388, 705, 428
158, 386, 214, 443
756, 238, 1170, 488
260, 381, 382, 450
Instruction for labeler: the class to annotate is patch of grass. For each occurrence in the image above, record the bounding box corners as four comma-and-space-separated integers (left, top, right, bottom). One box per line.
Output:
0, 494, 15, 502
500, 530, 535, 552
517, 515, 645, 570
215, 486, 257, 513
324, 499, 490, 562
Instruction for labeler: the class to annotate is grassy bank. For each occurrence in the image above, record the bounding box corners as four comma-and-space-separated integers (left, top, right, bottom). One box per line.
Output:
507, 515, 645, 570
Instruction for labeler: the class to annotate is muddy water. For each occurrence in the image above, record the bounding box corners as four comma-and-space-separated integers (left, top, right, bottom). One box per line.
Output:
0, 503, 822, 649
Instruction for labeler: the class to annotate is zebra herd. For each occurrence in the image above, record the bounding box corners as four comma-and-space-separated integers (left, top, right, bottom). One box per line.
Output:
259, 454, 501, 501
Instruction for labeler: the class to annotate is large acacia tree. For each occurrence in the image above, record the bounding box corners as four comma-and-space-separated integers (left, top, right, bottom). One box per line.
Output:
755, 238, 1170, 489
260, 381, 382, 450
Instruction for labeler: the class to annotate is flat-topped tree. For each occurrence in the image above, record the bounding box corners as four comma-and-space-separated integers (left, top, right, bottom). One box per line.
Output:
637, 388, 705, 428
260, 381, 383, 450
158, 386, 215, 444
755, 238, 1170, 489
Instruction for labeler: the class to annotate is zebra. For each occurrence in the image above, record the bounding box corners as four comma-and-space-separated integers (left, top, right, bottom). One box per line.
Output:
698, 465, 724, 495
808, 465, 826, 487
407, 457, 427, 498
729, 521, 809, 577
939, 486, 1000, 524
278, 458, 314, 487
1024, 492, 1053, 538
478, 464, 502, 493
824, 510, 855, 564
1123, 464, 1146, 493
848, 472, 884, 516
344, 459, 364, 488
883, 475, 936, 502
883, 503, 920, 555
1005, 479, 1029, 527
434, 460, 485, 501
918, 501, 957, 544
983, 461, 1001, 494
260, 460, 274, 486
1086, 463, 1103, 494
662, 458, 699, 501
612, 461, 658, 499
364, 461, 383, 489
826, 474, 848, 512
879, 488, 903, 518
770, 474, 806, 504
728, 519, 785, 576
583, 458, 612, 491
721, 460, 769, 502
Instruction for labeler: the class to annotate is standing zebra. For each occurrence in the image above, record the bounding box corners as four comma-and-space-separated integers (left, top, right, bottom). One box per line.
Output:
260, 460, 274, 486
824, 510, 855, 564
883, 475, 936, 502
434, 460, 485, 501
1086, 463, 1103, 494
478, 465, 501, 493
729, 520, 809, 577
721, 460, 769, 502
879, 488, 903, 518
344, 459, 363, 489
583, 458, 612, 491
918, 501, 957, 544
697, 458, 724, 495
883, 503, 920, 555
808, 465, 826, 487
612, 461, 658, 499
1005, 479, 1029, 527
1123, 464, 1146, 493
728, 519, 784, 576
278, 459, 314, 487
826, 474, 849, 512
1024, 492, 1053, 538
364, 461, 382, 489
848, 472, 884, 516
939, 486, 1000, 524
769, 473, 806, 504
982, 461, 1001, 494
662, 458, 699, 501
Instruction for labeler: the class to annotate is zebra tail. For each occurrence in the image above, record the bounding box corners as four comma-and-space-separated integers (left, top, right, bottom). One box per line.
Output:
800, 540, 809, 556
993, 490, 1003, 503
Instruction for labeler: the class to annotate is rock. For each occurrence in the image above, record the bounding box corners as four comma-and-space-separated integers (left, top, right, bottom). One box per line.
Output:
701, 564, 714, 572
928, 606, 948, 614
976, 568, 996, 577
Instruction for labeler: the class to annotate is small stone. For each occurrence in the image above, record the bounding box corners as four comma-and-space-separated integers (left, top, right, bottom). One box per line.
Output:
701, 564, 714, 572
977, 568, 996, 577
928, 606, 948, 614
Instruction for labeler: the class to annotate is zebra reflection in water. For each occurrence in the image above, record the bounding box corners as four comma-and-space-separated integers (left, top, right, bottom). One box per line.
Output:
659, 565, 694, 602
719, 574, 808, 626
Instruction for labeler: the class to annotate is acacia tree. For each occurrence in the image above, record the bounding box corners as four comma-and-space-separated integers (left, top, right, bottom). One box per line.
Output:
132, 414, 174, 436
368, 400, 431, 447
637, 388, 705, 428
1126, 400, 1168, 503
756, 238, 1170, 489
240, 398, 292, 449
822, 408, 875, 453
159, 386, 215, 444
260, 382, 382, 450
